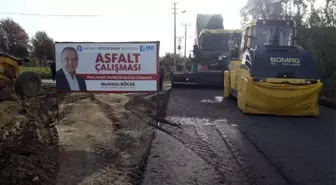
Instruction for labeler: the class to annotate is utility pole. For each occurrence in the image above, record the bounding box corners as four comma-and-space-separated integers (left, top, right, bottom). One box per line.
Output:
181, 22, 191, 58
172, 3, 186, 72
172, 2, 178, 72
177, 36, 183, 56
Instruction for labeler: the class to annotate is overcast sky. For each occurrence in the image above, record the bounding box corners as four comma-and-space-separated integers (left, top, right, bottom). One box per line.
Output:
0, 0, 324, 56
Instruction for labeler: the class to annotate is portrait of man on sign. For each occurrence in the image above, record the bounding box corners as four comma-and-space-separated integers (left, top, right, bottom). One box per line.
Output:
56, 47, 87, 91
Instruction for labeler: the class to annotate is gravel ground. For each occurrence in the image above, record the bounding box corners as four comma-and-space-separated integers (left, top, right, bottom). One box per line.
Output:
139, 87, 335, 185
56, 83, 172, 185
56, 92, 159, 185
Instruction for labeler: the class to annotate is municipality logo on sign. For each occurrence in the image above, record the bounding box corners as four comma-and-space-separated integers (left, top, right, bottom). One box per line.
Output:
76, 45, 82, 52
140, 45, 155, 52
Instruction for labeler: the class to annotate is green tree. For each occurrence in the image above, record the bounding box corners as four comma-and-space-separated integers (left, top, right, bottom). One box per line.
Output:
0, 18, 29, 57
240, 0, 309, 27
160, 53, 185, 72
240, 0, 336, 80
31, 31, 55, 66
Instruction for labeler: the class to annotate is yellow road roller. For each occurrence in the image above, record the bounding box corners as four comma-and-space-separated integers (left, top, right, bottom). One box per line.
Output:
0, 52, 42, 101
224, 19, 322, 116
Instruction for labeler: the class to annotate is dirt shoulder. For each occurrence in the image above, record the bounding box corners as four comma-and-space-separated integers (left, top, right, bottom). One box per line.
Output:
56, 86, 170, 185
0, 83, 170, 185
0, 87, 59, 185
56, 93, 148, 185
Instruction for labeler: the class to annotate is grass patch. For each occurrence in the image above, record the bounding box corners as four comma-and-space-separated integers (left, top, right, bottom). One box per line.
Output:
19, 66, 52, 79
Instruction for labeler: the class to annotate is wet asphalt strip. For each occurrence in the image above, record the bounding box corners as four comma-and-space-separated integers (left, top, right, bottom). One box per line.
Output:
126, 88, 335, 185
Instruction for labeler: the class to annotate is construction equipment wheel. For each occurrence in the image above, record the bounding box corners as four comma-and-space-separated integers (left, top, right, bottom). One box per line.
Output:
15, 72, 42, 99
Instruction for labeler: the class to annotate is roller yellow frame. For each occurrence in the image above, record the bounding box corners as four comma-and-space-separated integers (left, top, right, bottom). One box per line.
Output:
0, 53, 21, 87
224, 19, 322, 116
0, 52, 42, 100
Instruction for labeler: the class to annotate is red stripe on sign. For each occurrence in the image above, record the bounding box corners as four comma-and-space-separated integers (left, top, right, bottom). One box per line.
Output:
57, 90, 157, 93
78, 74, 159, 80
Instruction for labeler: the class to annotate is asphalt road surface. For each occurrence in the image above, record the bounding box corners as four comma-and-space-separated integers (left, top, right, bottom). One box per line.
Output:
142, 88, 335, 185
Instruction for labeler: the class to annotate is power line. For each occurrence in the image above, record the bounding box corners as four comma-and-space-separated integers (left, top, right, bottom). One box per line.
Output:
0, 12, 172, 18
0, 12, 110, 17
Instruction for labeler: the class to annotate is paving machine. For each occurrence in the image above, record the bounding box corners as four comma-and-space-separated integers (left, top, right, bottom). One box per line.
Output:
171, 14, 242, 88
0, 52, 42, 101
224, 19, 323, 116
